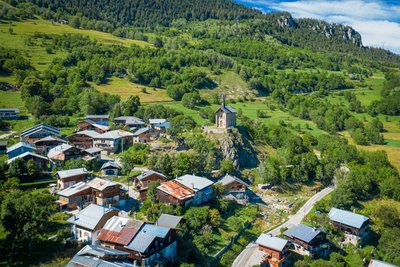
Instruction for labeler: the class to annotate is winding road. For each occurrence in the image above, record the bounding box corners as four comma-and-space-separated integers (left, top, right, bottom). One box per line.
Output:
231, 186, 334, 267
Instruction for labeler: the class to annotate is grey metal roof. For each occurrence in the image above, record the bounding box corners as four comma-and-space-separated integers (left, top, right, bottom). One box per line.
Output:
369, 259, 399, 267
0, 141, 7, 146
218, 175, 249, 187
33, 136, 66, 144
175, 174, 214, 192
74, 130, 101, 138
149, 119, 166, 124
95, 130, 134, 140
101, 161, 121, 170
84, 147, 103, 154
6, 142, 36, 153
47, 144, 74, 158
154, 121, 170, 129
217, 105, 236, 114
86, 115, 109, 119
256, 234, 289, 251
136, 170, 166, 181
82, 119, 110, 131
132, 127, 150, 136
57, 168, 87, 179
0, 108, 19, 112
78, 244, 129, 257
125, 230, 156, 253
283, 224, 323, 243
125, 117, 145, 125
141, 224, 169, 238
20, 123, 60, 137
329, 208, 369, 229
56, 181, 90, 197
102, 216, 131, 232
67, 245, 133, 267
125, 223, 170, 253
67, 204, 117, 230
88, 177, 118, 191
6, 152, 48, 164
156, 214, 182, 228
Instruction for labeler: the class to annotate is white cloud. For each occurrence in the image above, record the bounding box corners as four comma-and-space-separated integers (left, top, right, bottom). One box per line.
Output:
238, 0, 400, 54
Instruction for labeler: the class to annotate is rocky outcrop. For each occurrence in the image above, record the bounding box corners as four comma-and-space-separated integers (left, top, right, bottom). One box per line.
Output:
277, 14, 297, 28
217, 128, 258, 169
276, 15, 363, 48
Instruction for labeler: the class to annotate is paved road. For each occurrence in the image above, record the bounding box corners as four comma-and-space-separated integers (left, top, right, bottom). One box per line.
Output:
231, 186, 334, 267
0, 131, 15, 139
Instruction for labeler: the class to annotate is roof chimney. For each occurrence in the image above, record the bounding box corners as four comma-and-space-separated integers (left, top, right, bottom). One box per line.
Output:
191, 183, 194, 189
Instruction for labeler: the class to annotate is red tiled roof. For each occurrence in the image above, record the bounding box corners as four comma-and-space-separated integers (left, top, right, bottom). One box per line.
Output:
157, 180, 195, 200
97, 219, 144, 246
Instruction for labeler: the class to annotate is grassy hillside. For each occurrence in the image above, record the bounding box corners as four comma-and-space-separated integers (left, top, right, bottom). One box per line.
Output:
92, 77, 172, 103
0, 17, 150, 75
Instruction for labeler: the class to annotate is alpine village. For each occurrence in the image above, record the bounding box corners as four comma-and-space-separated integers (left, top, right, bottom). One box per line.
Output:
0, 1, 399, 267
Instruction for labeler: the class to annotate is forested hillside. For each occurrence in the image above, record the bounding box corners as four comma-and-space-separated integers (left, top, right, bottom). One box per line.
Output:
4, 0, 400, 64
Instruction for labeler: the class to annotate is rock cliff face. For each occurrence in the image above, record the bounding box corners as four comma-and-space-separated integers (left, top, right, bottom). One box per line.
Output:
217, 128, 258, 169
276, 14, 363, 48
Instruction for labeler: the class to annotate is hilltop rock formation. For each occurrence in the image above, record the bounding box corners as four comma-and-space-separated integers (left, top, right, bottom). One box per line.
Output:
217, 128, 258, 169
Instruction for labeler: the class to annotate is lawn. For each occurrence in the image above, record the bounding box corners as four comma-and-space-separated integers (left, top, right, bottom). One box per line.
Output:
92, 77, 172, 102
0, 17, 151, 74
162, 99, 327, 136
0, 90, 26, 113
341, 131, 400, 171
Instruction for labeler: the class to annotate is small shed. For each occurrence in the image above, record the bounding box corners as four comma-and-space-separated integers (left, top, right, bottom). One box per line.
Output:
101, 161, 121, 177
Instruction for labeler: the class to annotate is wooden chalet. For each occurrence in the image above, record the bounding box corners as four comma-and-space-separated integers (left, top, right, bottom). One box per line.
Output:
156, 180, 195, 206
328, 208, 369, 245
6, 151, 49, 169
113, 116, 145, 130
85, 115, 109, 125
66, 245, 133, 267
133, 170, 167, 201
67, 204, 118, 242
256, 234, 290, 267
0, 108, 20, 120
156, 175, 214, 206
93, 130, 134, 154
56, 168, 88, 189
47, 144, 82, 165
56, 181, 93, 210
68, 130, 101, 149
283, 224, 330, 258
97, 216, 144, 251
20, 123, 60, 143
124, 222, 178, 266
6, 141, 36, 159
87, 177, 123, 206
132, 127, 160, 143
33, 136, 67, 154
217, 174, 250, 202
76, 119, 109, 134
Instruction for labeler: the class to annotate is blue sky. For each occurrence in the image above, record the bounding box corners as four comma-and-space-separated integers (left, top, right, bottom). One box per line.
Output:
236, 0, 400, 54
